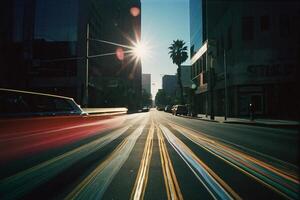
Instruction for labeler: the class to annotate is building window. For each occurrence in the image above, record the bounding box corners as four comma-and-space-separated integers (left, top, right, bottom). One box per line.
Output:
242, 17, 254, 41
228, 26, 232, 49
260, 15, 270, 31
279, 15, 290, 37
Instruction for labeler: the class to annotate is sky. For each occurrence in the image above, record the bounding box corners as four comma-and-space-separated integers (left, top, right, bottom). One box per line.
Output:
140, 0, 190, 99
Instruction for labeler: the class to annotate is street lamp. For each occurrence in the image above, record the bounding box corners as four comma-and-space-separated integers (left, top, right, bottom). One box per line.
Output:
83, 23, 90, 107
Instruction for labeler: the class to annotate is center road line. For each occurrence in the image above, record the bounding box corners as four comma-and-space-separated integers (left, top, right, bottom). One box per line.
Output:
130, 120, 154, 200
159, 124, 241, 200
65, 120, 147, 200
157, 124, 184, 200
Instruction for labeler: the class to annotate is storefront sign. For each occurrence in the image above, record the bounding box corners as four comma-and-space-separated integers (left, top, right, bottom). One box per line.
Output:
247, 64, 294, 77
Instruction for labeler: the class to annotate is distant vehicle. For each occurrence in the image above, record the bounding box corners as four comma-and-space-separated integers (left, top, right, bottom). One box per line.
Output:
164, 105, 172, 113
0, 88, 87, 118
172, 105, 188, 116
142, 106, 149, 112
156, 106, 164, 111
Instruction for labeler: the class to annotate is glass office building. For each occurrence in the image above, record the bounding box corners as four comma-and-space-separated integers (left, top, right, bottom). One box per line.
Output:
0, 0, 142, 108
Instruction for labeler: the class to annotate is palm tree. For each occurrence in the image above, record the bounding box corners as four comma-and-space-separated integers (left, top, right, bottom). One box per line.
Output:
168, 39, 188, 104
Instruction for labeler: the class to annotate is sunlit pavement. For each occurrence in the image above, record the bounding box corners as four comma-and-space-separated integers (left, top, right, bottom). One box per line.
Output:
0, 110, 299, 199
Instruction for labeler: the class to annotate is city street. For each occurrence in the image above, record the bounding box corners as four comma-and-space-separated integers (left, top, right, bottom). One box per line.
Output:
0, 110, 298, 199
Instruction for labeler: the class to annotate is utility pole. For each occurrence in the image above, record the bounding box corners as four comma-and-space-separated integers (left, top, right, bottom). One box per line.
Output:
84, 23, 89, 107
224, 49, 228, 120
209, 53, 214, 120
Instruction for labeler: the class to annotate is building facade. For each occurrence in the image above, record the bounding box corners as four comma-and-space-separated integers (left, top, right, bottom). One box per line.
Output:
190, 0, 300, 119
162, 75, 177, 97
142, 73, 151, 95
0, 0, 142, 109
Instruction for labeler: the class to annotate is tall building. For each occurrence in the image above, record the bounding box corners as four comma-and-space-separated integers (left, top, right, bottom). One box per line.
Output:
190, 0, 300, 119
142, 73, 151, 95
0, 0, 142, 109
162, 75, 177, 96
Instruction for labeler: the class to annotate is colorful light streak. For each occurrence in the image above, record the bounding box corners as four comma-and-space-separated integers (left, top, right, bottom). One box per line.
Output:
0, 115, 125, 162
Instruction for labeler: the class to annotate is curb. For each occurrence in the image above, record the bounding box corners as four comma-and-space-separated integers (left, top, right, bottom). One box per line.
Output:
223, 121, 299, 129
177, 114, 299, 129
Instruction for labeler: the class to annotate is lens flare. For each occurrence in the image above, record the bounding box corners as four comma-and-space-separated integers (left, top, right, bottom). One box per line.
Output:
116, 47, 125, 60
132, 41, 148, 59
130, 7, 140, 17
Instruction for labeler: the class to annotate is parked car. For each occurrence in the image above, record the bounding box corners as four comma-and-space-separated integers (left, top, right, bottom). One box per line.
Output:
172, 105, 188, 116
156, 106, 165, 111
0, 88, 87, 118
164, 105, 172, 113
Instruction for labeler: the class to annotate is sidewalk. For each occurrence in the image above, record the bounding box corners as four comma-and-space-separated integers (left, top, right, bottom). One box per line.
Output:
193, 114, 300, 128
83, 107, 128, 115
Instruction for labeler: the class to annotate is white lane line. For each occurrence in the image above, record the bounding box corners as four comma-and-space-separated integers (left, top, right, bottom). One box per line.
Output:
170, 123, 299, 200
159, 124, 241, 200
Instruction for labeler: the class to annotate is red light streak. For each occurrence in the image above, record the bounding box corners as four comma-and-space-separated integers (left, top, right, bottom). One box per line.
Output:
0, 115, 123, 162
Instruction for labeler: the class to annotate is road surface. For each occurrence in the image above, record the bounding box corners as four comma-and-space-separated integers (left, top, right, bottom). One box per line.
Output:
0, 110, 299, 199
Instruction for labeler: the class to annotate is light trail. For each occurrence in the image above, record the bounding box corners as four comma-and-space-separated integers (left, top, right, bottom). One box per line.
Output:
157, 124, 184, 200
159, 124, 241, 200
0, 115, 126, 161
0, 126, 131, 199
169, 123, 299, 200
130, 120, 154, 200
65, 119, 147, 200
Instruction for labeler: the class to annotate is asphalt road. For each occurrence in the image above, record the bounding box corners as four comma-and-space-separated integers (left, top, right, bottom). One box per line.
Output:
0, 110, 299, 200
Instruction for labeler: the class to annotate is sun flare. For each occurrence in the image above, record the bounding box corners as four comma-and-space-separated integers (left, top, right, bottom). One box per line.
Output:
132, 41, 148, 59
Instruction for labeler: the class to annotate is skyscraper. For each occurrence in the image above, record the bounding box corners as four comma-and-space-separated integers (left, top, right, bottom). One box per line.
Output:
142, 74, 151, 95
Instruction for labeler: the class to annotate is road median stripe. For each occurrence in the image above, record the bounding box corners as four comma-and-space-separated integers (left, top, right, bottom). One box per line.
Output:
160, 124, 241, 200
157, 124, 183, 200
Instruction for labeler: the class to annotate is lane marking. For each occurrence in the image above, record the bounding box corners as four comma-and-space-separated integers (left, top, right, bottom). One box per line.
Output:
169, 123, 299, 200
65, 121, 147, 200
162, 116, 299, 174
0, 125, 131, 200
157, 124, 183, 200
130, 120, 154, 200
159, 124, 241, 200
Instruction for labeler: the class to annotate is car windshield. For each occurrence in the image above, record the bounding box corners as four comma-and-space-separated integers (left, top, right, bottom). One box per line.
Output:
0, 0, 299, 199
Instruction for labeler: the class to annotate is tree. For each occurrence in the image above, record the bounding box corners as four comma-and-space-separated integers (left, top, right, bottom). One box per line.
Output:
155, 89, 168, 107
141, 89, 152, 106
168, 40, 188, 104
